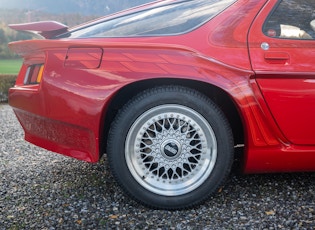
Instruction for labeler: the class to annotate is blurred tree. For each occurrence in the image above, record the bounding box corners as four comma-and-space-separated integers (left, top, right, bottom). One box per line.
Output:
0, 28, 7, 43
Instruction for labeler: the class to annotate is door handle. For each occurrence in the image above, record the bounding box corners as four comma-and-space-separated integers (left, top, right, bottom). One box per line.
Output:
264, 52, 290, 64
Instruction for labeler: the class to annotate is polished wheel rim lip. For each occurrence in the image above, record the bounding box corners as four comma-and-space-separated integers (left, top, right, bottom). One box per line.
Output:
125, 104, 217, 196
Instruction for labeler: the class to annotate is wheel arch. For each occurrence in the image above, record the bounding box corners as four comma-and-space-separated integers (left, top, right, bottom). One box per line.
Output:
100, 78, 244, 159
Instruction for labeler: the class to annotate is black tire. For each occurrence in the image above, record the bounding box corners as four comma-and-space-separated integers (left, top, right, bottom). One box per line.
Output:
107, 85, 234, 209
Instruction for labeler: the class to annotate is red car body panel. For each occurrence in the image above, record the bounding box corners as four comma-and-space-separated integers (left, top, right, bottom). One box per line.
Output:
249, 0, 315, 145
8, 0, 315, 173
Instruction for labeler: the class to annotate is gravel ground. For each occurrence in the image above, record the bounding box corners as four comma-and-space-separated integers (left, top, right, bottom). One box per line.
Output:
1, 104, 314, 229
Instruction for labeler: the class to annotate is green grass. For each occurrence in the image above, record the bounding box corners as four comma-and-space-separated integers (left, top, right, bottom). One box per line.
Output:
0, 59, 22, 74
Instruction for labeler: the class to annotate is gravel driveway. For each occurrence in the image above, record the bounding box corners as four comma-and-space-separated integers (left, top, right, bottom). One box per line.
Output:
1, 104, 314, 229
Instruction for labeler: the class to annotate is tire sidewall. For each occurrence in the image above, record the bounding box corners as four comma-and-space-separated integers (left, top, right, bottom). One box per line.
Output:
107, 86, 233, 209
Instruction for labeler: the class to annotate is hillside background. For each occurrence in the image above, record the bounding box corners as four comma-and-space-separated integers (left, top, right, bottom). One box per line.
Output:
0, 0, 153, 58
0, 0, 153, 16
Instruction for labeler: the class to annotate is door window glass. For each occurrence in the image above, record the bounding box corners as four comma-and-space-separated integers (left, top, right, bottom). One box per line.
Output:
263, 0, 315, 40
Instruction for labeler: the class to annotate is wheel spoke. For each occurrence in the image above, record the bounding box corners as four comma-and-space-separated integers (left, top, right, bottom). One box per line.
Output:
126, 104, 217, 196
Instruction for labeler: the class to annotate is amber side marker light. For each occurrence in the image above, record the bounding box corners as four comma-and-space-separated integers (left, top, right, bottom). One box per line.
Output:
24, 64, 44, 85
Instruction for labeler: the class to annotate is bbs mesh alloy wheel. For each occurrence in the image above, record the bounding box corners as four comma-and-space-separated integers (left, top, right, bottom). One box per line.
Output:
107, 86, 233, 209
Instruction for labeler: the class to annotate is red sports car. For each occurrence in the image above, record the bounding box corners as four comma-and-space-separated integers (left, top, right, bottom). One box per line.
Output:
8, 0, 315, 209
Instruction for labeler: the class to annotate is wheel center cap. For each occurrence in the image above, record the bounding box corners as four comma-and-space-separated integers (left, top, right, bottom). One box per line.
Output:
161, 140, 181, 159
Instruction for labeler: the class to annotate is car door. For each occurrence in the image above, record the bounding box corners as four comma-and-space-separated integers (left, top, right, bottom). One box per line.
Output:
248, 0, 315, 145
